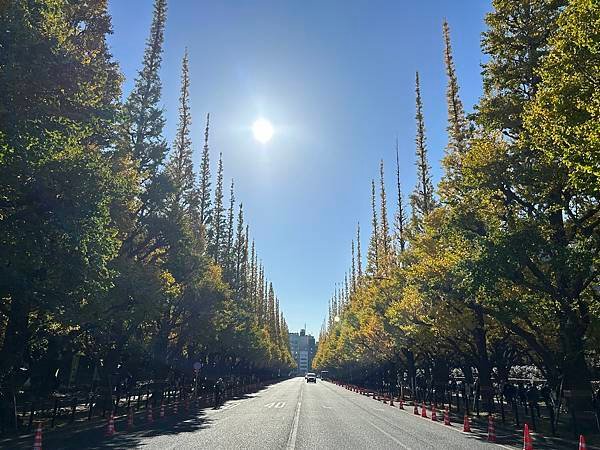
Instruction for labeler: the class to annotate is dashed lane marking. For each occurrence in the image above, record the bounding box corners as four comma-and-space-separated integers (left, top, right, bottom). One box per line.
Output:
327, 382, 517, 450
366, 419, 412, 450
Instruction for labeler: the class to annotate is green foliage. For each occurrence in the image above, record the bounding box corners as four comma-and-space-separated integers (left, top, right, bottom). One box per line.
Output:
0, 0, 123, 382
315, 2, 598, 402
410, 72, 436, 232
525, 0, 600, 196
0, 0, 292, 400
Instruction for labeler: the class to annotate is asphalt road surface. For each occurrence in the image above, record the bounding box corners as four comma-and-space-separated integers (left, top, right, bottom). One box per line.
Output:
11, 377, 522, 449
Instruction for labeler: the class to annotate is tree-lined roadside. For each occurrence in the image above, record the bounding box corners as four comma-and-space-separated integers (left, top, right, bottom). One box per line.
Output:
314, 0, 600, 443
0, 0, 293, 435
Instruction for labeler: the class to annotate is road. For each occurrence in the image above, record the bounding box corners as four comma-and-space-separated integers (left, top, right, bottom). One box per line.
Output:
10, 377, 522, 449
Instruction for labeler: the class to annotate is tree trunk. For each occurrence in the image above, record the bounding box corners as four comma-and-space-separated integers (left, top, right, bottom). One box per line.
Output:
472, 306, 494, 413
403, 348, 416, 399
560, 311, 592, 396
0, 294, 31, 380
0, 294, 31, 431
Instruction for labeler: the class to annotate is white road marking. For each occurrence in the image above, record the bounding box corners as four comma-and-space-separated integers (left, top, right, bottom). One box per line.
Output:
286, 383, 303, 450
330, 381, 515, 450
221, 402, 240, 410
322, 405, 333, 409
265, 401, 286, 408
366, 419, 412, 450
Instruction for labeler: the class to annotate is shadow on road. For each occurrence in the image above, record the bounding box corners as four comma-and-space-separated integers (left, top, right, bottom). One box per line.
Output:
4, 380, 286, 450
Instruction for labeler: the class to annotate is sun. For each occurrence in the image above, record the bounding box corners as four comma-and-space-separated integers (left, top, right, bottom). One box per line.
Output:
252, 118, 274, 143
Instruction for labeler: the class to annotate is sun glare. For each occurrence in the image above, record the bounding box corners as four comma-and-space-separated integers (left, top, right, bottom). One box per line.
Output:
252, 118, 274, 143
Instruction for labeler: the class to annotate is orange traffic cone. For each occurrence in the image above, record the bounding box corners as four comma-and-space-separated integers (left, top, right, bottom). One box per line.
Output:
579, 435, 587, 450
147, 405, 154, 423
431, 404, 437, 421
32, 422, 42, 450
160, 402, 165, 418
523, 423, 533, 450
463, 414, 471, 432
398, 398, 404, 410
487, 414, 496, 442
444, 407, 451, 426
413, 403, 419, 415
105, 413, 115, 436
421, 402, 427, 418
127, 407, 134, 429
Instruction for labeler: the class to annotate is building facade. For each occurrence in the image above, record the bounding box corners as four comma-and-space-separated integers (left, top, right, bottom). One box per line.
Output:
288, 329, 316, 374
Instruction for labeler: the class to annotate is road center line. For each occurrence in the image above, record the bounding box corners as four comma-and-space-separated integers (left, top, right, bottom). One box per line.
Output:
286, 382, 303, 450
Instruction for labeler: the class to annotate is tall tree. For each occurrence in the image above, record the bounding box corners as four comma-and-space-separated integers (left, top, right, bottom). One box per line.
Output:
356, 222, 363, 280
224, 178, 235, 279
463, 0, 596, 396
198, 113, 212, 238
379, 160, 391, 267
394, 139, 407, 254
477, 0, 565, 137
525, 0, 600, 196
439, 20, 470, 202
209, 153, 225, 263
119, 0, 168, 183
0, 0, 122, 393
249, 240, 258, 314
410, 72, 435, 231
267, 283, 276, 338
344, 273, 349, 306
242, 225, 250, 299
367, 180, 379, 274
351, 240, 357, 292
166, 50, 194, 212
234, 203, 246, 293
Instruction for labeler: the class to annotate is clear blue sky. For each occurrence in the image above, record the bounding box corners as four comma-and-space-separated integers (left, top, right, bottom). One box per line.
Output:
108, 0, 491, 339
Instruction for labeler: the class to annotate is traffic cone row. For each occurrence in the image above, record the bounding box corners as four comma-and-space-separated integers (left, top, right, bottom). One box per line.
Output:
523, 423, 533, 450
33, 422, 42, 450
174, 401, 179, 414
30, 389, 592, 450
105, 413, 115, 436
463, 414, 471, 432
487, 414, 496, 442
334, 389, 591, 450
